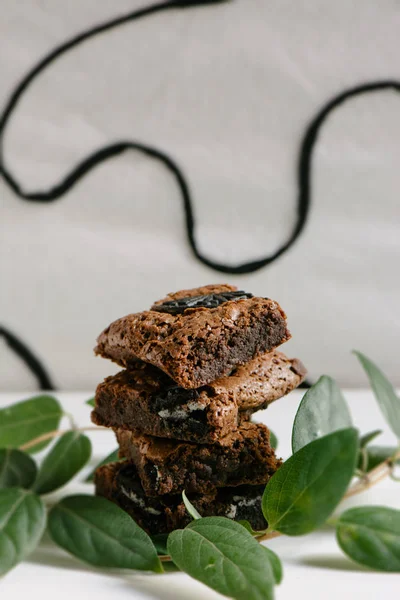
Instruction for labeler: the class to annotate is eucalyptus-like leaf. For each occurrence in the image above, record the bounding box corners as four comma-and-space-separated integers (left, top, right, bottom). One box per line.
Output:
337, 506, 400, 572
263, 428, 358, 536
48, 495, 162, 572
0, 395, 63, 453
182, 490, 202, 520
292, 376, 352, 452
359, 429, 383, 448
238, 520, 267, 537
0, 449, 37, 489
85, 448, 120, 483
151, 533, 169, 556
34, 432, 92, 495
269, 430, 278, 450
262, 546, 283, 584
0, 488, 46, 576
167, 517, 275, 600
354, 351, 400, 440
362, 446, 400, 472
85, 398, 95, 407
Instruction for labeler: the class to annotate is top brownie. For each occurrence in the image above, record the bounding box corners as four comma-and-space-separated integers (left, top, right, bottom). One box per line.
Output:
95, 284, 291, 389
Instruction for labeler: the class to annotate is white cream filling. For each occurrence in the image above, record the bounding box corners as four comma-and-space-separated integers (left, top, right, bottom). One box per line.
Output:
225, 504, 237, 519
225, 495, 262, 519
158, 400, 205, 420
232, 496, 261, 508
121, 485, 161, 516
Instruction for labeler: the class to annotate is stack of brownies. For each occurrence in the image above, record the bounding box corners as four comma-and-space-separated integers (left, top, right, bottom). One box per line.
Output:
92, 284, 306, 534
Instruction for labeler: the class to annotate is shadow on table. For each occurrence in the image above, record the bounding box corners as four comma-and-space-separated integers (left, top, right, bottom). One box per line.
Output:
115, 578, 221, 600
26, 536, 216, 600
301, 554, 369, 573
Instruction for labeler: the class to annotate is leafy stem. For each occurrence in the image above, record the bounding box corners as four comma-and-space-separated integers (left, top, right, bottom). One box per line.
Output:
344, 448, 400, 498
1, 349, 400, 591
63, 411, 78, 429
242, 450, 400, 546
155, 450, 399, 563
19, 426, 107, 452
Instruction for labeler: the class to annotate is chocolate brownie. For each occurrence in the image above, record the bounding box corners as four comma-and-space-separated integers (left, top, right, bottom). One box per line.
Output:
116, 422, 281, 496
210, 350, 306, 411
95, 461, 268, 535
94, 284, 290, 389
91, 351, 305, 443
91, 366, 249, 444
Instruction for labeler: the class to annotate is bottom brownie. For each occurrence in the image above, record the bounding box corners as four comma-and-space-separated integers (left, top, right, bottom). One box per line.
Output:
95, 461, 268, 535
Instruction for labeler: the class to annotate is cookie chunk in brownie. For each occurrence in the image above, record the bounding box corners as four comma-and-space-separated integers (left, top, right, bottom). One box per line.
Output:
91, 351, 305, 443
91, 365, 249, 444
95, 461, 268, 535
116, 422, 281, 496
94, 284, 290, 389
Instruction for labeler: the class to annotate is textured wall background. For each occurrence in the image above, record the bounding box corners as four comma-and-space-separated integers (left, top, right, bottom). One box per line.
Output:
1, 0, 399, 390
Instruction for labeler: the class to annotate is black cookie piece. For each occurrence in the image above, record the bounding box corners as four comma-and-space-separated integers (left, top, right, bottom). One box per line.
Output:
152, 290, 254, 315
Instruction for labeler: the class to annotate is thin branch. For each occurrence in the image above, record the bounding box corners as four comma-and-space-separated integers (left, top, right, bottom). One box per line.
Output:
19, 426, 108, 451
20, 425, 400, 565
254, 530, 282, 543
253, 450, 400, 547
358, 447, 369, 475
344, 449, 400, 498
160, 555, 171, 562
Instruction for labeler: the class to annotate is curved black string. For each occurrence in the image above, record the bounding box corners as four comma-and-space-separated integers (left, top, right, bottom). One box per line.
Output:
1, 0, 398, 385
2, 2, 398, 272
0, 0, 231, 389
0, 327, 55, 390
297, 80, 400, 239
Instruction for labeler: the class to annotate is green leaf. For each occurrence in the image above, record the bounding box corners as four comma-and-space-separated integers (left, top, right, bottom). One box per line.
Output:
48, 495, 162, 573
269, 430, 278, 450
85, 398, 95, 407
151, 533, 169, 556
182, 490, 202, 520
360, 430, 383, 448
238, 520, 267, 537
354, 351, 400, 440
262, 546, 283, 584
337, 506, 400, 572
263, 428, 359, 536
0, 488, 46, 576
292, 376, 352, 453
0, 396, 63, 454
84, 448, 120, 483
167, 517, 275, 600
34, 432, 92, 495
362, 446, 400, 472
0, 449, 37, 489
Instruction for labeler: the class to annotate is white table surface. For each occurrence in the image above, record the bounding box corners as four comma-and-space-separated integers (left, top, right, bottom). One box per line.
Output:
1, 390, 399, 599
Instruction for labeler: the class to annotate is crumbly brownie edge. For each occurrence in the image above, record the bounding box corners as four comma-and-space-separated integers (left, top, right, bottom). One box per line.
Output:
91, 407, 248, 445
95, 297, 290, 389
217, 352, 307, 411
116, 423, 282, 496
173, 309, 291, 388
95, 462, 267, 535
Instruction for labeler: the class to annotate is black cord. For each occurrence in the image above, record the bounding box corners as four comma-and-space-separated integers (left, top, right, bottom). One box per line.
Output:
0, 327, 55, 390
1, 0, 398, 385
2, 2, 398, 272
0, 0, 231, 389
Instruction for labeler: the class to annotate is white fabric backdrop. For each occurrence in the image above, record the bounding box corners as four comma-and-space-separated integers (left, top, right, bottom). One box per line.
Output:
1, 0, 399, 390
